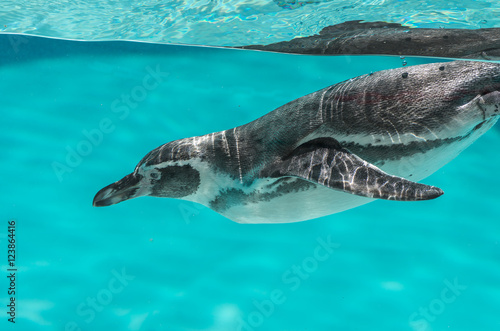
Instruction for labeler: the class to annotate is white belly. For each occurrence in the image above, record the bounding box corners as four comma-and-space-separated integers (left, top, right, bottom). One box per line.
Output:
221, 183, 373, 224
381, 118, 498, 181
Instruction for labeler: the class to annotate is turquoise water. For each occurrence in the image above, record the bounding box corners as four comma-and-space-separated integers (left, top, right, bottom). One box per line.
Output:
1, 34, 500, 331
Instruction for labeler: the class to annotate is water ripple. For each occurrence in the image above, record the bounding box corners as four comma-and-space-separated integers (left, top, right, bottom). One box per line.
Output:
1, 0, 499, 46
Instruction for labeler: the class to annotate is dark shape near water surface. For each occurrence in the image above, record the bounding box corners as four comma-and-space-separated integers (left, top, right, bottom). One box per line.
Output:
239, 20, 500, 60
93, 61, 500, 224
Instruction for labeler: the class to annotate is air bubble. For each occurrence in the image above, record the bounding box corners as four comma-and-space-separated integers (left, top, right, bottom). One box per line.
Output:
400, 56, 407, 67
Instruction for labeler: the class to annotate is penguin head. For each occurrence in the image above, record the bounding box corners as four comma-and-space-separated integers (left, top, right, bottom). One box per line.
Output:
93, 150, 201, 207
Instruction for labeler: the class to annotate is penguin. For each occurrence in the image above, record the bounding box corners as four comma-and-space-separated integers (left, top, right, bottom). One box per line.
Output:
93, 60, 500, 223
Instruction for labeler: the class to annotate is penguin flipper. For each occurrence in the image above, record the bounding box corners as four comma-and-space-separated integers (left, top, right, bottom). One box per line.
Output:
259, 138, 443, 201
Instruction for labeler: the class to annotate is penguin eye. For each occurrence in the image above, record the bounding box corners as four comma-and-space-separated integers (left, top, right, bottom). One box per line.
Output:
150, 172, 159, 179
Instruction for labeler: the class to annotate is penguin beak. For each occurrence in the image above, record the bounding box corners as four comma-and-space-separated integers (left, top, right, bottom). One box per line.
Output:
93, 173, 142, 207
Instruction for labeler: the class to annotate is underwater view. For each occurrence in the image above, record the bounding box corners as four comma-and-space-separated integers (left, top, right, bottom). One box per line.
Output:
1, 1, 500, 331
